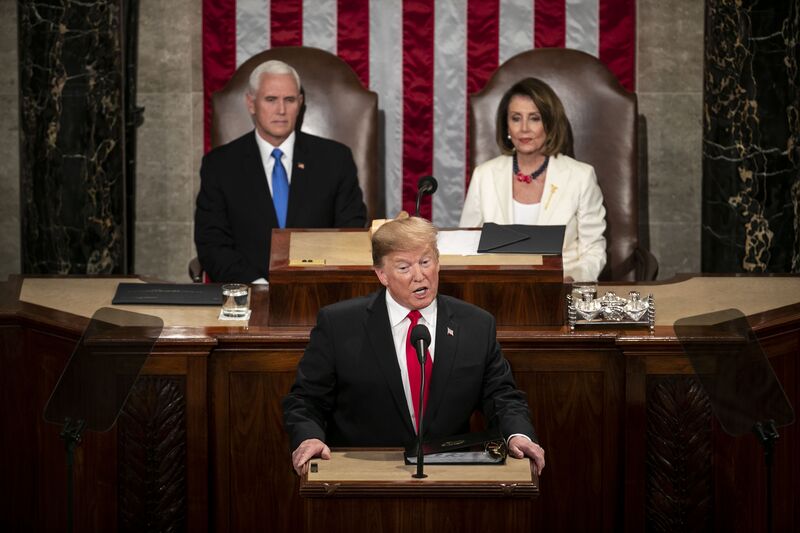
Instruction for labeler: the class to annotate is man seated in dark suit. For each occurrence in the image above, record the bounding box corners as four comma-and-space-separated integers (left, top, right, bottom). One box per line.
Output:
283, 216, 546, 476
194, 60, 367, 283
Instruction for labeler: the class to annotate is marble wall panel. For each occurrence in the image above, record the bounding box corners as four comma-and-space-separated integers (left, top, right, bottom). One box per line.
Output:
135, 0, 202, 282
18, 0, 126, 275
0, 93, 20, 281
191, 0, 203, 94
702, 0, 799, 273
638, 0, 705, 279
135, 93, 193, 223
639, 93, 703, 226
136, 221, 195, 281
0, 1, 18, 96
138, 0, 192, 94
0, 3, 19, 280
638, 0, 705, 93
192, 91, 204, 201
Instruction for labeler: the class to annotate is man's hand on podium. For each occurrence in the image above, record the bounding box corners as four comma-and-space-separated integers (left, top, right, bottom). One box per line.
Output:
292, 438, 331, 476
508, 436, 546, 476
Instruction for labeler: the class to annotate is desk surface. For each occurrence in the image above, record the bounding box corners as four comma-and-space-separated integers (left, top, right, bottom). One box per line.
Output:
14, 275, 800, 330
308, 450, 532, 483
301, 449, 537, 498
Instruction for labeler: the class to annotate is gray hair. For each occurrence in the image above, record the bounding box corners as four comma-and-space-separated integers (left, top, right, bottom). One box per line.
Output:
247, 60, 302, 94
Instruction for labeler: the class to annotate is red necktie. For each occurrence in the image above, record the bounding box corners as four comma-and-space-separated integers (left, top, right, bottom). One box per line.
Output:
405, 310, 432, 432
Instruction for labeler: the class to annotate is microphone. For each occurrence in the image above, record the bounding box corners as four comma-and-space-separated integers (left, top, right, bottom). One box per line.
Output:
410, 323, 431, 478
414, 175, 438, 217
410, 324, 431, 364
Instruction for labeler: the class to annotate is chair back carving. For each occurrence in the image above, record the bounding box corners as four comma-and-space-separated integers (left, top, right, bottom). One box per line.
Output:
212, 46, 383, 220
470, 48, 642, 280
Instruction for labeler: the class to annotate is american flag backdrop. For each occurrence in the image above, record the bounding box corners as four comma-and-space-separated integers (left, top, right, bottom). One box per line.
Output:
202, 0, 636, 225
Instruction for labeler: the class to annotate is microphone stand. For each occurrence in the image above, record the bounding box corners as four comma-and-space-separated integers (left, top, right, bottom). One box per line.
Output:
753, 420, 779, 533
414, 190, 427, 217
412, 338, 428, 479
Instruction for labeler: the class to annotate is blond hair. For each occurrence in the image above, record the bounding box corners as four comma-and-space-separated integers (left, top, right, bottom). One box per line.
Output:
371, 216, 439, 267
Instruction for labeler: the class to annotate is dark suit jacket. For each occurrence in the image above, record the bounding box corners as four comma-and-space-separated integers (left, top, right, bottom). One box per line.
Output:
194, 130, 367, 282
282, 289, 537, 450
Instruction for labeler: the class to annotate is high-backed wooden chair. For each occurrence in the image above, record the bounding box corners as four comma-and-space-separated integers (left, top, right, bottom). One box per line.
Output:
469, 48, 657, 281
190, 47, 381, 281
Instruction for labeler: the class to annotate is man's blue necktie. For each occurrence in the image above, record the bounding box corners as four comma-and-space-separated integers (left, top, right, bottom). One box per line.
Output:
271, 148, 289, 228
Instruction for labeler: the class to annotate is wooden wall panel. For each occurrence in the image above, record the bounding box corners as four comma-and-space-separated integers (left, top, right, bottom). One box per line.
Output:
211, 350, 304, 533
505, 347, 623, 532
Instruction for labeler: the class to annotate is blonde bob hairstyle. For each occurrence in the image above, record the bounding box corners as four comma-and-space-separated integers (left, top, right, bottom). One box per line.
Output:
495, 77, 573, 157
371, 216, 439, 267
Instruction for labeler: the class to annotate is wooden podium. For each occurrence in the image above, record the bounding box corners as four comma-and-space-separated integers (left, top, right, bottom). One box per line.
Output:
268, 228, 566, 327
300, 449, 538, 533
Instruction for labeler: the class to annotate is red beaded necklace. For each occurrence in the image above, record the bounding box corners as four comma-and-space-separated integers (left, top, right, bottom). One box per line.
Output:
513, 154, 549, 183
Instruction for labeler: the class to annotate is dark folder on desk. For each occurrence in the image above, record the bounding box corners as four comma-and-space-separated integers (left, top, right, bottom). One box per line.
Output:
112, 283, 223, 306
477, 223, 565, 255
404, 429, 507, 465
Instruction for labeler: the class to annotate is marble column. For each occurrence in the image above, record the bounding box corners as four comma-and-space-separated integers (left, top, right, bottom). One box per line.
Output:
19, 0, 127, 274
702, 0, 800, 273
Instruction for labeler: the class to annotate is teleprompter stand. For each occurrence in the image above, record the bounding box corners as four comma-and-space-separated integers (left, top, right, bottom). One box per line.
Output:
675, 309, 795, 533
43, 308, 163, 533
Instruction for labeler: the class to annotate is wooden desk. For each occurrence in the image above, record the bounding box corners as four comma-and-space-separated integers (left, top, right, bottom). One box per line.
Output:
1, 275, 798, 533
268, 229, 565, 327
301, 449, 537, 533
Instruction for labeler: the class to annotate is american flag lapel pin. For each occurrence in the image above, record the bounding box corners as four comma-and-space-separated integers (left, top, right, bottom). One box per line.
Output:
447, 327, 454, 337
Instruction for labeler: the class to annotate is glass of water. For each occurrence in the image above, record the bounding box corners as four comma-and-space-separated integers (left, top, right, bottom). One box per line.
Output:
221, 284, 250, 318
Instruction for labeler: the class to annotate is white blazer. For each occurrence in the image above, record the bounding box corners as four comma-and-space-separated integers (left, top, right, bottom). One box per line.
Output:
460, 154, 607, 282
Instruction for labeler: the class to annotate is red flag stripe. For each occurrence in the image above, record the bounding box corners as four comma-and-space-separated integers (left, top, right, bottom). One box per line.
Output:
271, 0, 303, 47
599, 0, 636, 91
466, 0, 499, 185
201, 0, 237, 152
402, 0, 435, 218
534, 0, 567, 48
337, 0, 370, 88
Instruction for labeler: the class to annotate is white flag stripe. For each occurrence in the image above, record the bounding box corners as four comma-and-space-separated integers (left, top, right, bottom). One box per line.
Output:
303, 0, 337, 55
369, 0, 404, 219
236, 0, 270, 68
566, 0, 599, 56
500, 0, 535, 63
433, 0, 468, 227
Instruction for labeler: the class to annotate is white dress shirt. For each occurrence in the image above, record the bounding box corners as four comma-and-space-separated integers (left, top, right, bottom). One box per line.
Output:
253, 130, 296, 195
385, 290, 437, 432
250, 131, 297, 284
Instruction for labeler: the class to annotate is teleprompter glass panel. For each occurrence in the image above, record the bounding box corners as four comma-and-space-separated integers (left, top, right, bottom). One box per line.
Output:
674, 308, 794, 437
44, 307, 163, 432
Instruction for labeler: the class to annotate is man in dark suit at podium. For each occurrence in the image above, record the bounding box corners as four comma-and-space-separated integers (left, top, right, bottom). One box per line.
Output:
194, 60, 366, 283
283, 216, 546, 476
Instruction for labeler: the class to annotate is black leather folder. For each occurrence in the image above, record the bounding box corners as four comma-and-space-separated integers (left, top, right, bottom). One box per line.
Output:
404, 429, 507, 465
112, 283, 223, 306
477, 222, 565, 255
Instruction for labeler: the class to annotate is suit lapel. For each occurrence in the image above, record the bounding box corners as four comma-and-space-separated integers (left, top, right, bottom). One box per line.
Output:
365, 289, 417, 435
286, 132, 309, 227
537, 154, 567, 224
244, 133, 279, 228
423, 296, 458, 431
492, 156, 514, 224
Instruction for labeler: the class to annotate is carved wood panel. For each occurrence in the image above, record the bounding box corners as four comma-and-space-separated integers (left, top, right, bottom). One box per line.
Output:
118, 376, 187, 532
646, 376, 713, 532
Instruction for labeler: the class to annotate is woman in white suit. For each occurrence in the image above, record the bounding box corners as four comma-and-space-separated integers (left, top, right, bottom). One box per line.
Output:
460, 78, 606, 282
